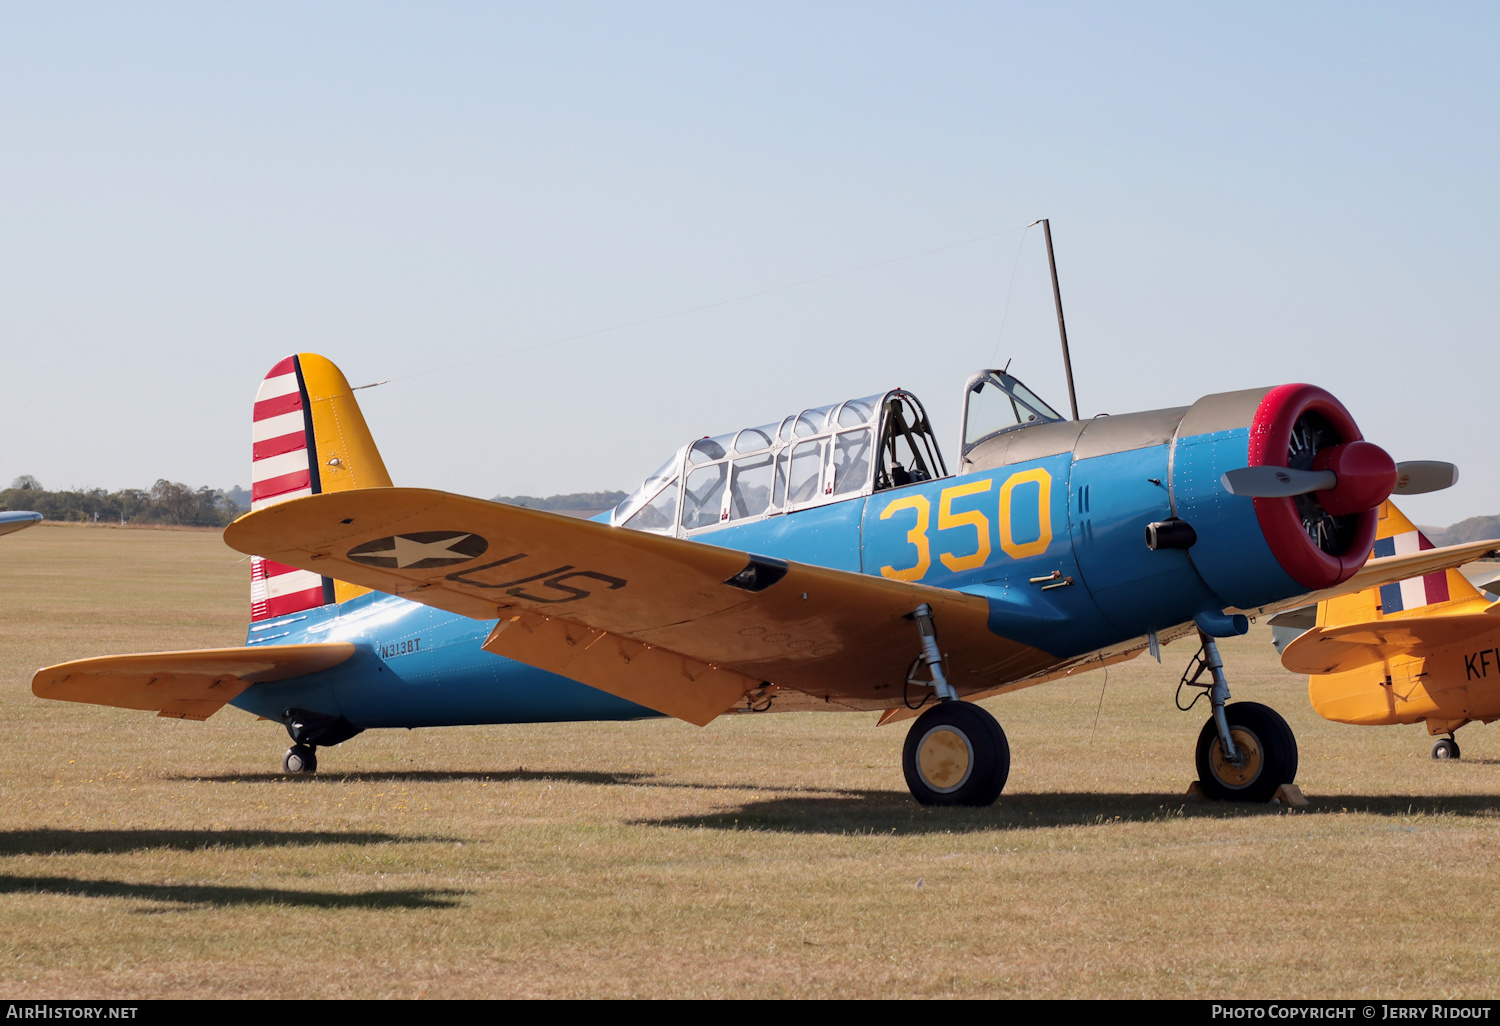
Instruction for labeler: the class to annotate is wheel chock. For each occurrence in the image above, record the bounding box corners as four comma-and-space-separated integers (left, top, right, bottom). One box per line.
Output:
1184, 780, 1306, 804
1272, 784, 1308, 807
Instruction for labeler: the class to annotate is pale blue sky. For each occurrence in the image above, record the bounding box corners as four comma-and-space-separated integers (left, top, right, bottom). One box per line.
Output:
2, 2, 1495, 523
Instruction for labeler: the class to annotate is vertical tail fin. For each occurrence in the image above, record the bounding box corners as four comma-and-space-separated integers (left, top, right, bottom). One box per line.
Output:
248, 354, 392, 621
1368, 501, 1480, 614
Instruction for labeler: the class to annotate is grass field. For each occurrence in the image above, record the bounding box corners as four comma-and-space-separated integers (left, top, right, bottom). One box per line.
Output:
3, 523, 1499, 999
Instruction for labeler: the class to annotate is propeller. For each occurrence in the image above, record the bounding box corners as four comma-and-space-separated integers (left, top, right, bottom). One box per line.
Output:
1392, 461, 1460, 495
1220, 396, 1460, 570
1221, 465, 1333, 498
1223, 449, 1458, 505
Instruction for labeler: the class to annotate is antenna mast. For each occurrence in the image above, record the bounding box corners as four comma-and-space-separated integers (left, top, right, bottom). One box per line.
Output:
1035, 218, 1080, 421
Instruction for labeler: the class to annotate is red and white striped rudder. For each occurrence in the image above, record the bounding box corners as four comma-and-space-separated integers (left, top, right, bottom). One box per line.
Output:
249, 356, 334, 621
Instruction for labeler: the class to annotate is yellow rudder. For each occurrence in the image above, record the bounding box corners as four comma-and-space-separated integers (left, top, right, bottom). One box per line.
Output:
295, 353, 394, 602
297, 353, 394, 492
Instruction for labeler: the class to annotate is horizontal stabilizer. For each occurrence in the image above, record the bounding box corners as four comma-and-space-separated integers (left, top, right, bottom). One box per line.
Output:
224, 487, 1055, 723
1281, 614, 1499, 675
33, 643, 356, 721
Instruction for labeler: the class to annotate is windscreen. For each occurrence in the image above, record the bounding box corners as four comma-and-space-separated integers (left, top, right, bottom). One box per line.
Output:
962, 371, 1065, 452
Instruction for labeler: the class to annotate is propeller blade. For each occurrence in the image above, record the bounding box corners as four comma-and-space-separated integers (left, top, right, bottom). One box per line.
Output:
1393, 461, 1459, 495
1220, 466, 1337, 498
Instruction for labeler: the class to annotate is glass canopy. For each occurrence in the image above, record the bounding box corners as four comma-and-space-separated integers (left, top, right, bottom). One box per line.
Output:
612, 389, 947, 537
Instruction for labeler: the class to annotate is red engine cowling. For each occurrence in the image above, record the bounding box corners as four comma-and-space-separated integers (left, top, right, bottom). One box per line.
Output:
1246, 384, 1391, 590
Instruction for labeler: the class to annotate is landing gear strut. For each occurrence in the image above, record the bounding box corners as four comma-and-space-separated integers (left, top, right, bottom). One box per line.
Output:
899, 604, 1010, 806
278, 707, 362, 776
1181, 630, 1299, 802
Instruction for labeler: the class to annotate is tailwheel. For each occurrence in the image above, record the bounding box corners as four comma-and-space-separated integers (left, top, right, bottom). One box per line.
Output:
902, 702, 1009, 806
1195, 701, 1298, 803
283, 744, 318, 775
1431, 737, 1461, 761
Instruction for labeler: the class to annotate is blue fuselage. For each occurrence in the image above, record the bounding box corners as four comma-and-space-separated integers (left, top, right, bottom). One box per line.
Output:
231, 421, 1299, 730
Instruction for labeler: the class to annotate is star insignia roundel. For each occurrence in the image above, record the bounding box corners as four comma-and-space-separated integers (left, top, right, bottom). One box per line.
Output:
346, 532, 489, 570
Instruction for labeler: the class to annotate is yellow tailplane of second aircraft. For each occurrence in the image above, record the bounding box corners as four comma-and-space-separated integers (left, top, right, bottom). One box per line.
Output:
1281, 501, 1500, 759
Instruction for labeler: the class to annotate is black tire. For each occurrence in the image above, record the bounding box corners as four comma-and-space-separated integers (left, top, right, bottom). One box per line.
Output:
283, 745, 318, 775
1432, 738, 1461, 761
902, 702, 1009, 806
1195, 702, 1297, 803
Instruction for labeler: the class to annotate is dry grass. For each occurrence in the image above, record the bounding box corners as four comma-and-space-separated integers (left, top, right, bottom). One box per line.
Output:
3, 523, 1499, 998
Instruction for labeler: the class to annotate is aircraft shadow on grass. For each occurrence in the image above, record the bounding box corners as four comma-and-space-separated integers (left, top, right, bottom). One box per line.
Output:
180, 768, 655, 787
0, 874, 463, 910
0, 830, 466, 910
179, 768, 859, 798
636, 789, 1500, 835
0, 828, 447, 857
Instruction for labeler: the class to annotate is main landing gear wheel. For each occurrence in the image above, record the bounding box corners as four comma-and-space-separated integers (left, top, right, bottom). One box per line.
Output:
1432, 738, 1461, 761
902, 702, 1010, 806
1195, 702, 1297, 803
283, 744, 318, 775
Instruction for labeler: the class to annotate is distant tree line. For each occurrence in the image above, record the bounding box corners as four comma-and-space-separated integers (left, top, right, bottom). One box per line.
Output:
492, 490, 627, 511
9, 472, 1499, 542
0, 476, 248, 527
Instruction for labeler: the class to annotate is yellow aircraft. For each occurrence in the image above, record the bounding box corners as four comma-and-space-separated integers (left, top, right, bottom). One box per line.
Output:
1280, 501, 1500, 760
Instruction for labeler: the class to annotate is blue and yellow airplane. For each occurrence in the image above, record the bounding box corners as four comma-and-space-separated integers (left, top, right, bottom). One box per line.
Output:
32, 355, 1495, 805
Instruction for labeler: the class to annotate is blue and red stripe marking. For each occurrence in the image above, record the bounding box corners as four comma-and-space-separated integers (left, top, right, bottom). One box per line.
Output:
1374, 531, 1450, 613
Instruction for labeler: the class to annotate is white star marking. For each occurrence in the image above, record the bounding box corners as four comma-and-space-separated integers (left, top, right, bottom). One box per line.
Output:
384, 534, 476, 568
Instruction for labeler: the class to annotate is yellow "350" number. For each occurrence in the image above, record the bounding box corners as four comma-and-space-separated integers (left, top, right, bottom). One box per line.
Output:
879, 468, 1053, 582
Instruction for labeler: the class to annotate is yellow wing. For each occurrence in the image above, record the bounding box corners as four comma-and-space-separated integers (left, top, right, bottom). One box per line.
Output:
1231, 538, 1500, 618
33, 643, 356, 721
223, 488, 1058, 725
1281, 614, 1500, 675
1332, 541, 1500, 597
